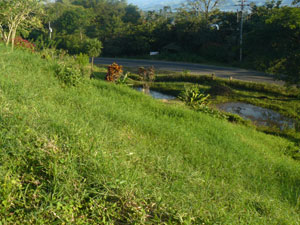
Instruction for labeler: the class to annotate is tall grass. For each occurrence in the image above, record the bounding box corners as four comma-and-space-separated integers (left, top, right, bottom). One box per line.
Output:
0, 45, 300, 224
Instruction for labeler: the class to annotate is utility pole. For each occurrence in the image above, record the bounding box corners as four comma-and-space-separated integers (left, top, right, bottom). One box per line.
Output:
236, 0, 249, 62
49, 22, 53, 40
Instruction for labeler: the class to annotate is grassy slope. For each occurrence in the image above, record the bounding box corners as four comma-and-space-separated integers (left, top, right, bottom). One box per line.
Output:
121, 69, 300, 142
0, 46, 299, 224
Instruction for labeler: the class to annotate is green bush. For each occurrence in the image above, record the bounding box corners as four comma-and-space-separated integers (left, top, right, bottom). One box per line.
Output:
34, 36, 60, 51
75, 53, 89, 67
179, 85, 210, 109
40, 49, 90, 84
116, 72, 130, 85
54, 62, 83, 86
75, 53, 91, 78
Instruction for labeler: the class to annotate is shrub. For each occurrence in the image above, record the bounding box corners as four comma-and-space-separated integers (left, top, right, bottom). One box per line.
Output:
179, 85, 210, 109
40, 48, 89, 84
75, 53, 89, 67
106, 63, 123, 82
75, 53, 90, 78
34, 36, 60, 51
14, 37, 35, 52
138, 66, 155, 82
54, 62, 83, 86
138, 66, 156, 90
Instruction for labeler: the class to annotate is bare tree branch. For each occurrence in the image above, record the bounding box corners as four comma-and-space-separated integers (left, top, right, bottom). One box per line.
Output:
186, 0, 225, 20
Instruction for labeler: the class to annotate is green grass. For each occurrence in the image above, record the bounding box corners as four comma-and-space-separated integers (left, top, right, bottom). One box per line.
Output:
123, 70, 300, 143
0, 45, 300, 224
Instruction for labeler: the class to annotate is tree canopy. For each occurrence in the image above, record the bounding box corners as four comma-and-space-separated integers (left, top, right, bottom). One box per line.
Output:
5, 0, 299, 86
0, 0, 44, 49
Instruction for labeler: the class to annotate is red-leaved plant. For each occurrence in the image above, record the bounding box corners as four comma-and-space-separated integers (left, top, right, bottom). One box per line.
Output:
14, 37, 35, 52
106, 63, 123, 82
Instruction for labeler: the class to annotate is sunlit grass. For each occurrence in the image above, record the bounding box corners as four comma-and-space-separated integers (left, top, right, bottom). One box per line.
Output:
0, 45, 299, 224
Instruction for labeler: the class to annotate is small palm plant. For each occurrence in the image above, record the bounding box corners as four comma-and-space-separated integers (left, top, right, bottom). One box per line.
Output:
115, 72, 130, 85
179, 85, 210, 109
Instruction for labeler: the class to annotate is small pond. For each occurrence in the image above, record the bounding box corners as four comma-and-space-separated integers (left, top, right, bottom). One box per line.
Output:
134, 87, 176, 100
217, 102, 296, 130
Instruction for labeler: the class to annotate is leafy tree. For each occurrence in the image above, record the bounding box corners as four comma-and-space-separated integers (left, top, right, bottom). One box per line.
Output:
55, 10, 80, 34
28, 0, 298, 86
0, 0, 44, 50
270, 55, 300, 87
84, 38, 103, 73
88, 1, 126, 41
54, 7, 91, 40
293, 0, 300, 6
265, 7, 300, 86
244, 3, 300, 85
122, 5, 141, 24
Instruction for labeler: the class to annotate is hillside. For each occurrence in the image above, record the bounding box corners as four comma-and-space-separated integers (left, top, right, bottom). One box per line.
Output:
0, 45, 299, 224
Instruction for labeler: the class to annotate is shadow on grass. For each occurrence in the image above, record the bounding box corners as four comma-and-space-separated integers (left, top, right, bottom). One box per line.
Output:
232, 91, 300, 102
92, 71, 106, 80
261, 129, 300, 144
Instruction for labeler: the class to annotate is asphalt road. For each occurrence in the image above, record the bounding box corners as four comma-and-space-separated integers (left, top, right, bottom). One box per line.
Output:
94, 57, 280, 84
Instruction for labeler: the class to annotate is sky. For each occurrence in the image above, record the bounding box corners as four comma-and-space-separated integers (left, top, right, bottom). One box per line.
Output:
127, 0, 294, 11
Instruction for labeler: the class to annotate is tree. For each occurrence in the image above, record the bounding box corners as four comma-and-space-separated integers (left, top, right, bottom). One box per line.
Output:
244, 4, 300, 85
54, 7, 91, 40
293, 0, 300, 6
122, 5, 141, 24
186, 0, 225, 20
266, 7, 300, 86
0, 0, 44, 50
89, 1, 126, 41
84, 38, 102, 73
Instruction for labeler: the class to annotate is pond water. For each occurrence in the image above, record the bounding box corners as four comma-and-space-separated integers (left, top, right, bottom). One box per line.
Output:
135, 87, 176, 100
217, 102, 296, 130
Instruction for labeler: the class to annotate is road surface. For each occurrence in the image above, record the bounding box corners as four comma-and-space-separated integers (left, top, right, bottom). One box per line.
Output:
94, 57, 280, 84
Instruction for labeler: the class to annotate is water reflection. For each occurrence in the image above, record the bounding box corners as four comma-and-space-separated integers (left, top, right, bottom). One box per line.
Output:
217, 102, 296, 130
134, 87, 176, 100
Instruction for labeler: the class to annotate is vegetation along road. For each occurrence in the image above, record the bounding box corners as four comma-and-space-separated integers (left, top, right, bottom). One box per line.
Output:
95, 57, 281, 84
